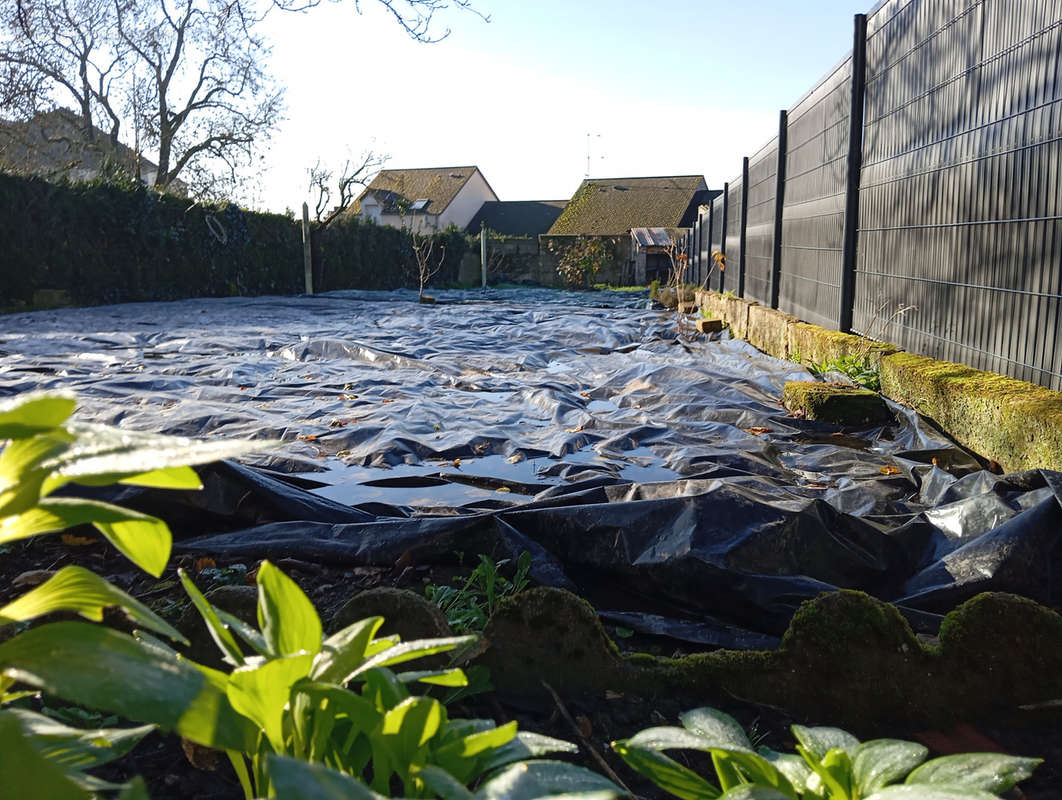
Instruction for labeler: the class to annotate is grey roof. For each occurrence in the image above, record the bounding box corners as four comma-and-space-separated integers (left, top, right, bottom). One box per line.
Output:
631, 227, 673, 247
465, 200, 567, 236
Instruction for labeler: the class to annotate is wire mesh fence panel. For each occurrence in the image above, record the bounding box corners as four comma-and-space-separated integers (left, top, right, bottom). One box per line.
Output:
744, 137, 779, 305
780, 56, 853, 329
856, 0, 1062, 389
698, 206, 713, 287
711, 191, 727, 292
723, 176, 744, 295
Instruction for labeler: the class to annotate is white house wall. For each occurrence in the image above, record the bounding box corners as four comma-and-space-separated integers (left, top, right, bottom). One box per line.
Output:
440, 171, 498, 230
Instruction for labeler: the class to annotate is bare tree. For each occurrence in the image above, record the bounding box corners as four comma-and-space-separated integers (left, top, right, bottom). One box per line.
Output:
410, 229, 443, 301
116, 0, 283, 196
272, 0, 489, 43
308, 150, 387, 228
0, 0, 130, 142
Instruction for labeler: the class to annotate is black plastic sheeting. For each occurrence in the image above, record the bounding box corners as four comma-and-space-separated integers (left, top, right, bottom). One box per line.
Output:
2, 289, 1060, 649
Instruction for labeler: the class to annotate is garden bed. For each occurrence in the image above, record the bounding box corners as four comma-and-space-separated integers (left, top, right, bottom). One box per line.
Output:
1, 288, 1060, 796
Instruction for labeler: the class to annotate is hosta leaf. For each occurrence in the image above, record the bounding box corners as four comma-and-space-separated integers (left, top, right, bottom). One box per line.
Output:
612, 740, 721, 800
257, 561, 322, 658
866, 787, 999, 800
379, 696, 445, 768
118, 777, 151, 800
118, 466, 202, 489
346, 635, 477, 682
0, 565, 186, 643
758, 747, 814, 793
227, 653, 314, 751
0, 434, 70, 490
853, 739, 928, 793
626, 725, 716, 752
791, 724, 860, 762
0, 710, 89, 799
680, 707, 754, 752
476, 759, 623, 800
266, 754, 385, 800
310, 616, 384, 684
8, 707, 154, 772
0, 392, 76, 439
215, 607, 267, 656
0, 498, 171, 577
717, 788, 793, 800
481, 730, 579, 772
435, 719, 517, 760
396, 667, 468, 687
417, 764, 476, 800
179, 569, 245, 666
43, 421, 271, 483
904, 752, 1042, 792
0, 621, 255, 752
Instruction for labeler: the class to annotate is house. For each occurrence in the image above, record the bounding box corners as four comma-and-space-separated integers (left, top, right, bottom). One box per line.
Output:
0, 108, 188, 194
351, 166, 498, 233
542, 175, 714, 284
465, 200, 568, 236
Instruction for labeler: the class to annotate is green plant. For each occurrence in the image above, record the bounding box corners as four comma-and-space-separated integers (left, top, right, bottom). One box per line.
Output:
426, 551, 532, 634
811, 355, 880, 392
612, 706, 1040, 800
0, 392, 613, 800
650, 279, 661, 301
0, 390, 265, 795
555, 237, 611, 289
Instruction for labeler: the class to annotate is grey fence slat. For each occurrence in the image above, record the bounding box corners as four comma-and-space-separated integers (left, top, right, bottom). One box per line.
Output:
744, 137, 779, 305
711, 188, 727, 292
856, 0, 1062, 389
779, 56, 854, 329
724, 176, 744, 295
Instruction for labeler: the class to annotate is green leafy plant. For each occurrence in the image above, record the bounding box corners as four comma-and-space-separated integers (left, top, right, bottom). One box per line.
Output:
611, 706, 1040, 800
650, 279, 661, 301
426, 552, 532, 634
810, 355, 879, 392
555, 237, 611, 289
0, 390, 267, 795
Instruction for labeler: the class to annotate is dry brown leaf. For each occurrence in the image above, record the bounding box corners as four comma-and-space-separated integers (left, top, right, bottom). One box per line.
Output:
297, 434, 317, 441
496, 486, 512, 493
565, 425, 584, 434
576, 714, 593, 738
743, 427, 771, 435
61, 533, 95, 547
879, 464, 901, 475
195, 557, 216, 573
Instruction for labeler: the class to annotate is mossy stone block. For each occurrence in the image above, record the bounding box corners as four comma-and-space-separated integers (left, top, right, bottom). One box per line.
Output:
696, 317, 726, 334
747, 304, 797, 360
783, 381, 891, 425
331, 587, 451, 642
787, 323, 899, 370
879, 352, 1062, 472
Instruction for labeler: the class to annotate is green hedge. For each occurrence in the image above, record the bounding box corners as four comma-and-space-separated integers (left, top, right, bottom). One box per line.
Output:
0, 172, 469, 306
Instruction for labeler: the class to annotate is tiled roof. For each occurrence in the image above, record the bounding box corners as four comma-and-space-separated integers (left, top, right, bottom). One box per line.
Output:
547, 175, 708, 236
0, 108, 188, 194
351, 166, 491, 215
465, 200, 567, 236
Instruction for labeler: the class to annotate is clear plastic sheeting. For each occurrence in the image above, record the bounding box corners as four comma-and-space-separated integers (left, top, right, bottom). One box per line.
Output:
1, 289, 1059, 649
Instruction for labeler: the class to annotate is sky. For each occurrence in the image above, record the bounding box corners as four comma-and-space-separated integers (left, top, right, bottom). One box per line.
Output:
255, 0, 871, 213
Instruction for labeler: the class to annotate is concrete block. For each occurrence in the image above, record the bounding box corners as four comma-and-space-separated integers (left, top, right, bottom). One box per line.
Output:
783, 381, 892, 425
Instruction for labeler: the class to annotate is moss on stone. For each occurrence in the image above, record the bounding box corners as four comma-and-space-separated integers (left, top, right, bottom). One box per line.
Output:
787, 323, 899, 370
783, 381, 891, 425
475, 587, 1062, 730
879, 352, 1062, 471
746, 305, 797, 361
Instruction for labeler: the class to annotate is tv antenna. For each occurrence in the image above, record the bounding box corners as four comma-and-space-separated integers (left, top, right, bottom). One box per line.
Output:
585, 132, 602, 178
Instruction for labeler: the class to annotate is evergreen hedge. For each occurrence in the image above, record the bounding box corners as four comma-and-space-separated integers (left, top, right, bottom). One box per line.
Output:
0, 172, 468, 307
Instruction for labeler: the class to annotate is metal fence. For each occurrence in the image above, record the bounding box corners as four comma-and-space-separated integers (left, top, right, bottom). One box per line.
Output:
710, 0, 1062, 390
710, 188, 727, 292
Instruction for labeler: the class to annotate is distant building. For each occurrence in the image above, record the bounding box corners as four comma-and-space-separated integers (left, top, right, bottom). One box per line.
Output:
351, 166, 498, 233
0, 108, 188, 195
542, 175, 715, 284
465, 200, 568, 237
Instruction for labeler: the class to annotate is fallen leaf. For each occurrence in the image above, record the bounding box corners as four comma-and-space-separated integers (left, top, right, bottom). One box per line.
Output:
297, 434, 317, 441
743, 427, 771, 435
565, 425, 584, 434
576, 715, 593, 738
879, 464, 901, 475
806, 483, 829, 489
329, 419, 348, 427
61, 533, 96, 547
195, 557, 216, 573
13, 570, 56, 588
605, 690, 625, 701
496, 486, 512, 493
506, 454, 524, 463
580, 392, 591, 398
381, 398, 396, 404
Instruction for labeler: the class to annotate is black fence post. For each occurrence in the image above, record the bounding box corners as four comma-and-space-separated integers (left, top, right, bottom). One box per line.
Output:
838, 13, 868, 332
771, 110, 788, 309
738, 157, 749, 298
718, 182, 729, 292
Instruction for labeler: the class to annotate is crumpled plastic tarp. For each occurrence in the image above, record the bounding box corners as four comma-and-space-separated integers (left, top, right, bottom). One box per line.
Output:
2, 288, 1059, 649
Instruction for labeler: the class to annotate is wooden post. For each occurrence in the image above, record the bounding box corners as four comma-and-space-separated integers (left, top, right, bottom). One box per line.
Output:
480, 224, 488, 288
301, 202, 313, 295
